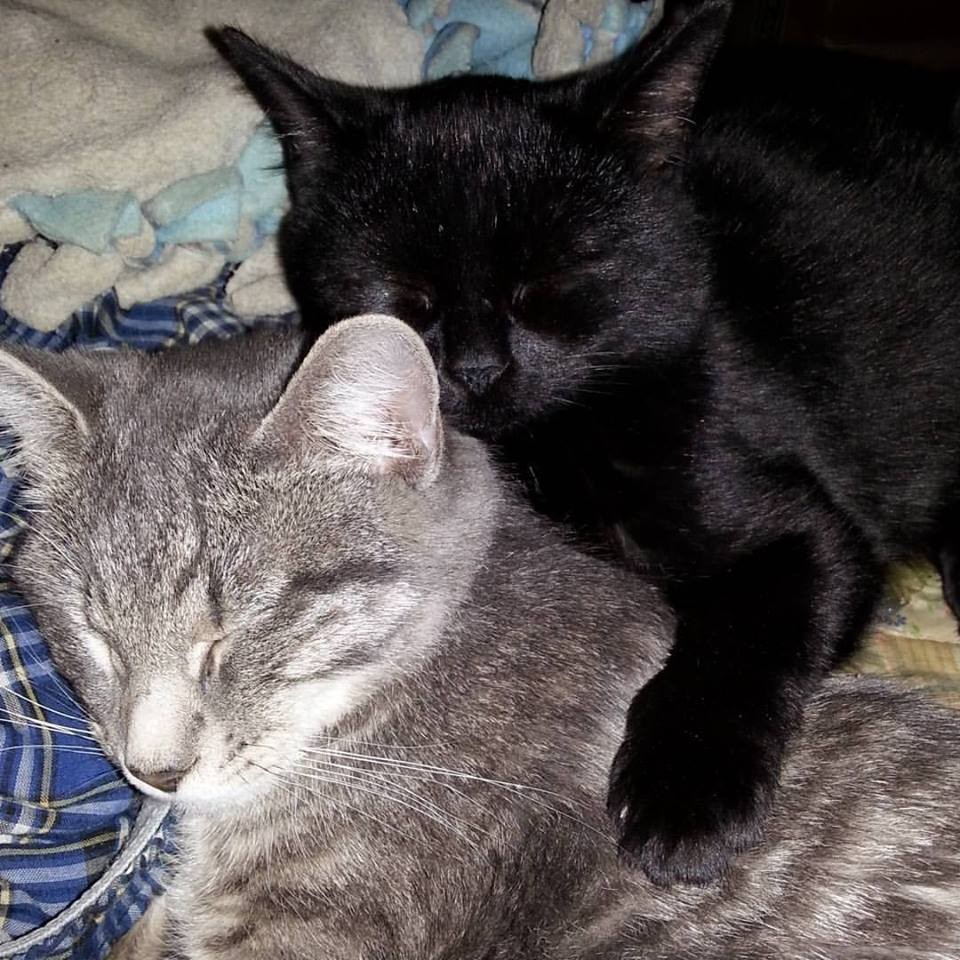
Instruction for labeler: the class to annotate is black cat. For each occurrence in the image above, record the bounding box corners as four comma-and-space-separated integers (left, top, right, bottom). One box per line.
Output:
208, 1, 960, 885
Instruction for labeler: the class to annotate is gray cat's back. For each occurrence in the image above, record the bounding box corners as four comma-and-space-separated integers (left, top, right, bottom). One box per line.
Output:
686, 680, 960, 958
177, 520, 960, 959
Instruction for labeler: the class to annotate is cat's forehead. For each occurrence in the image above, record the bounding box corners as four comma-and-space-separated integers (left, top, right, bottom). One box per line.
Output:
338, 86, 617, 260
384, 80, 589, 175
63, 450, 383, 647
71, 451, 213, 598
70, 411, 391, 578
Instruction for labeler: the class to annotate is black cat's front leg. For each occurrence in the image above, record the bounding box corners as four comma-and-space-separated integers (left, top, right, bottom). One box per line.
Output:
608, 522, 880, 887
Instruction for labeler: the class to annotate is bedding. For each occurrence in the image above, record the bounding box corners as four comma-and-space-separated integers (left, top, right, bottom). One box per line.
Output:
0, 0, 424, 332
849, 563, 960, 708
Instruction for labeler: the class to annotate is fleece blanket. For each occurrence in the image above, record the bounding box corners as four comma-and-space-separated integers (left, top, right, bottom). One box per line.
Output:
0, 0, 660, 331
0, 0, 425, 330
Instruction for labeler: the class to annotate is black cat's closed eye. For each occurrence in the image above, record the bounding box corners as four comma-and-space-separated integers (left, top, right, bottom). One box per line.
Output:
393, 284, 435, 330
509, 280, 560, 330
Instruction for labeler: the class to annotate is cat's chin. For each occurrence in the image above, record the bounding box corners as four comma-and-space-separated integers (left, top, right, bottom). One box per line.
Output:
442, 399, 521, 441
439, 384, 576, 441
173, 781, 275, 814
121, 759, 278, 813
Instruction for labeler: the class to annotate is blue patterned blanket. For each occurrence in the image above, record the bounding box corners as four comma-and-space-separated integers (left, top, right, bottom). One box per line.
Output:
0, 246, 279, 959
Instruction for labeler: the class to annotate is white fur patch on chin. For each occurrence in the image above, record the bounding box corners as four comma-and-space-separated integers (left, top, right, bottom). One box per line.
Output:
167, 671, 381, 813
172, 766, 274, 812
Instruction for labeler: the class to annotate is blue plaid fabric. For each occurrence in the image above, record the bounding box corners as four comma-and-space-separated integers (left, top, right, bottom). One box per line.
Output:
0, 243, 289, 958
0, 246, 293, 353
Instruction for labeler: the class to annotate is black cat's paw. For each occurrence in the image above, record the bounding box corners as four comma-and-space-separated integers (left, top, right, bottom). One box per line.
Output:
607, 682, 779, 887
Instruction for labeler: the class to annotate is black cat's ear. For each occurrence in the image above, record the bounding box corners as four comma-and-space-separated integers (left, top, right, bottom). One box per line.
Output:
0, 347, 104, 494
254, 315, 444, 489
571, 0, 730, 164
206, 26, 364, 193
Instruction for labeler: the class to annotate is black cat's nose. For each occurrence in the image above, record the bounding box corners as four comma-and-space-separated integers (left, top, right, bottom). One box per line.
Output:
451, 359, 510, 395
127, 762, 195, 793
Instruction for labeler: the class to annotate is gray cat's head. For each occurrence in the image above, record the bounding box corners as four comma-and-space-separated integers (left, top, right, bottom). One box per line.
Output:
0, 318, 495, 812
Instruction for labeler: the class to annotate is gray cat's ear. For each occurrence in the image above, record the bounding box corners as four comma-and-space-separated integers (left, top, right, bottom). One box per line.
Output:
566, 0, 730, 165
254, 315, 444, 489
0, 348, 103, 489
206, 27, 365, 197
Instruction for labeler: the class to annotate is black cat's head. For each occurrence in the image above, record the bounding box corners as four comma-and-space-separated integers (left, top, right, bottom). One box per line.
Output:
208, 2, 728, 437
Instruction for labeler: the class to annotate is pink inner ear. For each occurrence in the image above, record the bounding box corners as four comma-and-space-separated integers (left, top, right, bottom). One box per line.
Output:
371, 325, 444, 487
365, 343, 442, 488
258, 315, 444, 486
417, 422, 437, 451
394, 356, 439, 455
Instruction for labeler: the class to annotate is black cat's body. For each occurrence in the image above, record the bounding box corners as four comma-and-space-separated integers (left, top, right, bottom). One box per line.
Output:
210, 3, 960, 884
524, 46, 960, 567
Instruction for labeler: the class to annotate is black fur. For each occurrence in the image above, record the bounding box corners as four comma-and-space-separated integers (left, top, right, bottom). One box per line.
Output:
208, 2, 960, 885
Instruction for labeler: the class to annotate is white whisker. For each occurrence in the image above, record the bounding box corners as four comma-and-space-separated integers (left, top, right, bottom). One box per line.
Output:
302, 746, 612, 847
0, 685, 89, 726
0, 707, 98, 741
291, 757, 482, 848
0, 744, 104, 756
247, 759, 424, 845
290, 758, 480, 851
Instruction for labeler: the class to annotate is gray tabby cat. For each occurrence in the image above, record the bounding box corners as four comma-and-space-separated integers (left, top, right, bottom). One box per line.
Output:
0, 316, 958, 960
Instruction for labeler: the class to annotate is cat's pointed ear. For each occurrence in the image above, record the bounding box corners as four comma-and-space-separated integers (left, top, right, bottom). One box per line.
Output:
254, 315, 444, 489
0, 347, 103, 490
569, 0, 730, 165
206, 26, 363, 194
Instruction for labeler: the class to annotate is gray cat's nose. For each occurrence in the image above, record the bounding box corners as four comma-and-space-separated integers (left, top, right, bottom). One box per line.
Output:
128, 762, 195, 793
451, 360, 510, 395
